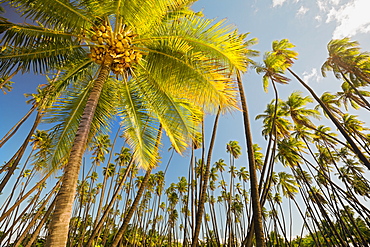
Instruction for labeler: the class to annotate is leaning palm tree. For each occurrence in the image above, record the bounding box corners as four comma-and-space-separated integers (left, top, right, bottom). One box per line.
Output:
269, 39, 370, 170
322, 38, 370, 108
1, 1, 249, 245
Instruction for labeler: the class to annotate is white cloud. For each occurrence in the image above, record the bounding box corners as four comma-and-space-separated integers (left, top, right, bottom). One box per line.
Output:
272, 0, 288, 7
317, 0, 341, 11
322, 0, 370, 38
303, 68, 321, 83
296, 6, 309, 16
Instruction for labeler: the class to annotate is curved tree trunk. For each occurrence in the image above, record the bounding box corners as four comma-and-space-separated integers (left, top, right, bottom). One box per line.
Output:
0, 111, 42, 193
237, 73, 266, 247
288, 68, 370, 170
0, 105, 36, 148
191, 109, 220, 247
45, 62, 111, 247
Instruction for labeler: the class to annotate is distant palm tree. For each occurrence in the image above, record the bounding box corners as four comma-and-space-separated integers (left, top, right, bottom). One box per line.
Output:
268, 39, 370, 170
281, 91, 320, 129
322, 38, 370, 109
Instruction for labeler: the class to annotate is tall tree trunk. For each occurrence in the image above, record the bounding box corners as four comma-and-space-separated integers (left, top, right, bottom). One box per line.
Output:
45, 62, 111, 247
191, 109, 220, 247
0, 111, 42, 193
111, 126, 162, 247
0, 105, 36, 148
111, 168, 152, 246
237, 72, 266, 247
288, 68, 370, 170
85, 159, 134, 246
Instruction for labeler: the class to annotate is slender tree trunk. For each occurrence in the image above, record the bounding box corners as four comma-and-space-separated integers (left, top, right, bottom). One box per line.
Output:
191, 109, 220, 247
288, 68, 370, 170
111, 126, 162, 247
111, 168, 152, 246
0, 112, 42, 193
45, 62, 111, 247
340, 70, 370, 110
237, 73, 266, 247
0, 105, 36, 148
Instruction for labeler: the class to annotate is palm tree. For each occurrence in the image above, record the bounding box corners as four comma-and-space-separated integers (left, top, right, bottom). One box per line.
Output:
322, 38, 370, 109
281, 91, 320, 129
336, 81, 370, 111
255, 99, 292, 139
268, 39, 370, 170
1, 1, 249, 245
237, 71, 266, 247
314, 92, 343, 118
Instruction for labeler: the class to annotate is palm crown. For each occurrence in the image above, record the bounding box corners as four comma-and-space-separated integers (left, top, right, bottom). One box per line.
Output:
1, 0, 250, 168
0, 1, 253, 245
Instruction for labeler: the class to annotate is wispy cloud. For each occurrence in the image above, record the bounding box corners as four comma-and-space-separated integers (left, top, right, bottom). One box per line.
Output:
272, 0, 288, 7
325, 0, 370, 38
303, 68, 321, 83
296, 6, 309, 16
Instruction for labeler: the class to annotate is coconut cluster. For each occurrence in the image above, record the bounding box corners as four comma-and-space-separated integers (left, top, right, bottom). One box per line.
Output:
89, 24, 142, 75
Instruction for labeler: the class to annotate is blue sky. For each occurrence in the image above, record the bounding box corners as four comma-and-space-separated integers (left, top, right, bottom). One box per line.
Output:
1, 0, 370, 237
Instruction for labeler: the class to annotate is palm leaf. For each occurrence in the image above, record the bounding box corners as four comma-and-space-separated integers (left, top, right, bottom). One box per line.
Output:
117, 79, 160, 169
4, 0, 95, 30
132, 74, 202, 154
44, 75, 117, 170
0, 42, 86, 74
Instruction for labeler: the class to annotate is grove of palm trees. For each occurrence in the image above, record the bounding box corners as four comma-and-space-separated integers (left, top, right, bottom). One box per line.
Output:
0, 0, 370, 246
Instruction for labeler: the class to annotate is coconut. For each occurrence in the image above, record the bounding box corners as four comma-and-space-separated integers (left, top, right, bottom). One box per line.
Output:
125, 57, 131, 63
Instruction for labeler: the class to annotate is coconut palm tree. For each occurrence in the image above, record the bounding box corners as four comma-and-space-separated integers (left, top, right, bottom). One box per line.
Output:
237, 71, 266, 247
1, 1, 250, 245
281, 91, 320, 129
268, 39, 370, 170
314, 92, 343, 118
322, 38, 370, 108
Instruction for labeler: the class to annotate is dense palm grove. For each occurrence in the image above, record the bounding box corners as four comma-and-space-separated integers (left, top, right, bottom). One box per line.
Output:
1, 0, 370, 246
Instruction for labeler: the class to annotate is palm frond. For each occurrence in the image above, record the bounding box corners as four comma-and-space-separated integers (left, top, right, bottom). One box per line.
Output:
0, 43, 86, 74
132, 74, 202, 154
144, 14, 250, 72
44, 75, 117, 171
117, 79, 160, 169
0, 22, 83, 48
4, 0, 95, 30
138, 44, 239, 113
114, 0, 193, 35
40, 58, 96, 109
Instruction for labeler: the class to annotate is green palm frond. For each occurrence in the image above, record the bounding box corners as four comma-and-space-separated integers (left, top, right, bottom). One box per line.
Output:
44, 78, 93, 170
117, 80, 160, 169
0, 22, 81, 48
0, 15, 12, 34
114, 0, 193, 35
4, 0, 95, 30
44, 76, 117, 170
272, 39, 298, 66
145, 14, 249, 71
133, 74, 202, 154
43, 58, 95, 107
0, 43, 86, 74
138, 45, 238, 112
